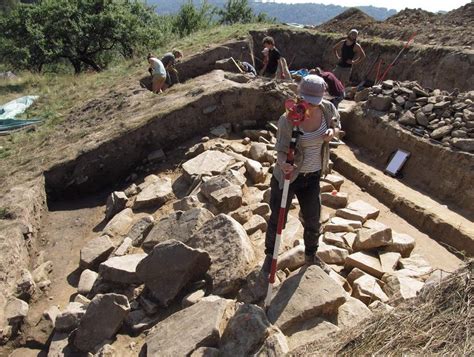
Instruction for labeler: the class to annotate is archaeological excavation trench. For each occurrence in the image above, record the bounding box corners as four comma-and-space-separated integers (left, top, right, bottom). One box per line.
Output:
1, 29, 473, 356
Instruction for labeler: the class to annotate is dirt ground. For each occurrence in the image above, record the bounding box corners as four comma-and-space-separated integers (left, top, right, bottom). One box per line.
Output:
316, 4, 474, 47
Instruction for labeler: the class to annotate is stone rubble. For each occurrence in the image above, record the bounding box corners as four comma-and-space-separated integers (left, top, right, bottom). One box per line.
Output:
3, 116, 438, 355
364, 81, 474, 152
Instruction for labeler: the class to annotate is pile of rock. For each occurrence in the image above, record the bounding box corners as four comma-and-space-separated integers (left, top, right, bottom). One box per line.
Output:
20, 123, 440, 355
358, 80, 474, 152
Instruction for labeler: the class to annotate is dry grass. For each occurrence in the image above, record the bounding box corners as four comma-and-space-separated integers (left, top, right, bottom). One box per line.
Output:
293, 261, 473, 356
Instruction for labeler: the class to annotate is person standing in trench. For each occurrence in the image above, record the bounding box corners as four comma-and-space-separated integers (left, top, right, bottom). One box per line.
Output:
261, 75, 341, 274
333, 29, 366, 86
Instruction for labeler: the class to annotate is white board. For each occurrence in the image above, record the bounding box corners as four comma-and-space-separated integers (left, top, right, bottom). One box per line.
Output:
385, 149, 410, 176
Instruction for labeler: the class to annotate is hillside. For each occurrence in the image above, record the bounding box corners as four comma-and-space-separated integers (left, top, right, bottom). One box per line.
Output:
317, 4, 474, 47
149, 0, 396, 25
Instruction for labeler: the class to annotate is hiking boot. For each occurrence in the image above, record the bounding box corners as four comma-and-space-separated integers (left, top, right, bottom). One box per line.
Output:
261, 254, 273, 275
305, 254, 331, 274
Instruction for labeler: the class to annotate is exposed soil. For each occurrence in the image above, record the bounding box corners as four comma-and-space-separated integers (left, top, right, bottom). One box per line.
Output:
316, 4, 474, 47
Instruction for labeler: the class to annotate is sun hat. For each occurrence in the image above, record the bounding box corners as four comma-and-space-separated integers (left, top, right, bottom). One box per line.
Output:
297, 75, 326, 105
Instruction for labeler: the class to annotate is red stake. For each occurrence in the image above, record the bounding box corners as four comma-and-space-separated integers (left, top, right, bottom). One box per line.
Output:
377, 33, 416, 85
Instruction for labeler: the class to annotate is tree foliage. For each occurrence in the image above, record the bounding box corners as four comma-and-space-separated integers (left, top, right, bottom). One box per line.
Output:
172, 0, 215, 37
0, 0, 170, 73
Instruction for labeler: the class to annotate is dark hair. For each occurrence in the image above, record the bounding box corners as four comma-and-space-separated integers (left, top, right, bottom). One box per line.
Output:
262, 36, 275, 46
172, 49, 183, 58
147, 53, 154, 60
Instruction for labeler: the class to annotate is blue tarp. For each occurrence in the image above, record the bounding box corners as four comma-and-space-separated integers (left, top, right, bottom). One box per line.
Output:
0, 119, 42, 132
290, 69, 310, 77
0, 96, 41, 132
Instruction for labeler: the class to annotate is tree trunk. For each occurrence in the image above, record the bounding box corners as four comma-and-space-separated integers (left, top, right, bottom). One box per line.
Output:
79, 56, 102, 72
70, 59, 82, 74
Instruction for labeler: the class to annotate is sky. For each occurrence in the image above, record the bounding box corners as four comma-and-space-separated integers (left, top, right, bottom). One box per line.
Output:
265, 0, 471, 12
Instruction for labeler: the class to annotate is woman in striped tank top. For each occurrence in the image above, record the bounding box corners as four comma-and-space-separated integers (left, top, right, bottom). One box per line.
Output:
262, 75, 341, 274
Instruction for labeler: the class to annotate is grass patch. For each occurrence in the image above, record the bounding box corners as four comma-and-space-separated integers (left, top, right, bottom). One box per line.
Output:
0, 207, 14, 219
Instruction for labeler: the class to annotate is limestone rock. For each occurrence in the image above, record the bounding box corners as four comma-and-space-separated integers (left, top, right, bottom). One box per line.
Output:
208, 184, 243, 213
99, 253, 147, 284
237, 269, 268, 304
145, 298, 235, 356
113, 237, 133, 256
24, 306, 59, 346
190, 347, 220, 357
267, 266, 347, 332
399, 254, 433, 276
320, 181, 335, 193
182, 151, 235, 181
127, 216, 154, 247
451, 138, 474, 152
15, 269, 36, 301
331, 217, 362, 229
133, 176, 173, 209
337, 296, 373, 329
415, 111, 429, 126
103, 208, 134, 237
430, 125, 453, 140
323, 232, 351, 251
188, 214, 255, 295
47, 332, 70, 357
137, 240, 211, 306
321, 192, 348, 209
368, 300, 394, 314
353, 275, 389, 305
80, 236, 115, 270
182, 289, 206, 308
321, 174, 344, 190
173, 195, 203, 211
55, 302, 86, 332
317, 242, 349, 265
368, 95, 392, 111
255, 328, 289, 356
220, 304, 272, 356
287, 318, 339, 351
245, 158, 266, 184
353, 226, 392, 251
5, 297, 29, 327
335, 208, 366, 222
276, 245, 305, 272
384, 232, 416, 257
249, 142, 268, 162
379, 251, 401, 274
398, 110, 416, 125
32, 261, 53, 283
383, 274, 424, 300
105, 191, 128, 221
346, 200, 380, 220
345, 252, 384, 279
143, 208, 214, 251
74, 294, 130, 352
224, 169, 247, 187
243, 215, 268, 235
78, 269, 98, 295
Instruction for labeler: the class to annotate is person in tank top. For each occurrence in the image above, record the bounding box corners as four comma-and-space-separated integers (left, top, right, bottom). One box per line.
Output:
332, 29, 366, 86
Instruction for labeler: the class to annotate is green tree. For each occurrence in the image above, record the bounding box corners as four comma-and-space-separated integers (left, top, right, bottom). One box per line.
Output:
0, 0, 168, 73
218, 0, 253, 24
173, 0, 215, 37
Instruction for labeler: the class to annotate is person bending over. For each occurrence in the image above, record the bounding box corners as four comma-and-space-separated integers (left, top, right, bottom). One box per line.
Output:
147, 53, 166, 94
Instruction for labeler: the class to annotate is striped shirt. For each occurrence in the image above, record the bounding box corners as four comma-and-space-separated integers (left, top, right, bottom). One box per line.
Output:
298, 118, 327, 173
